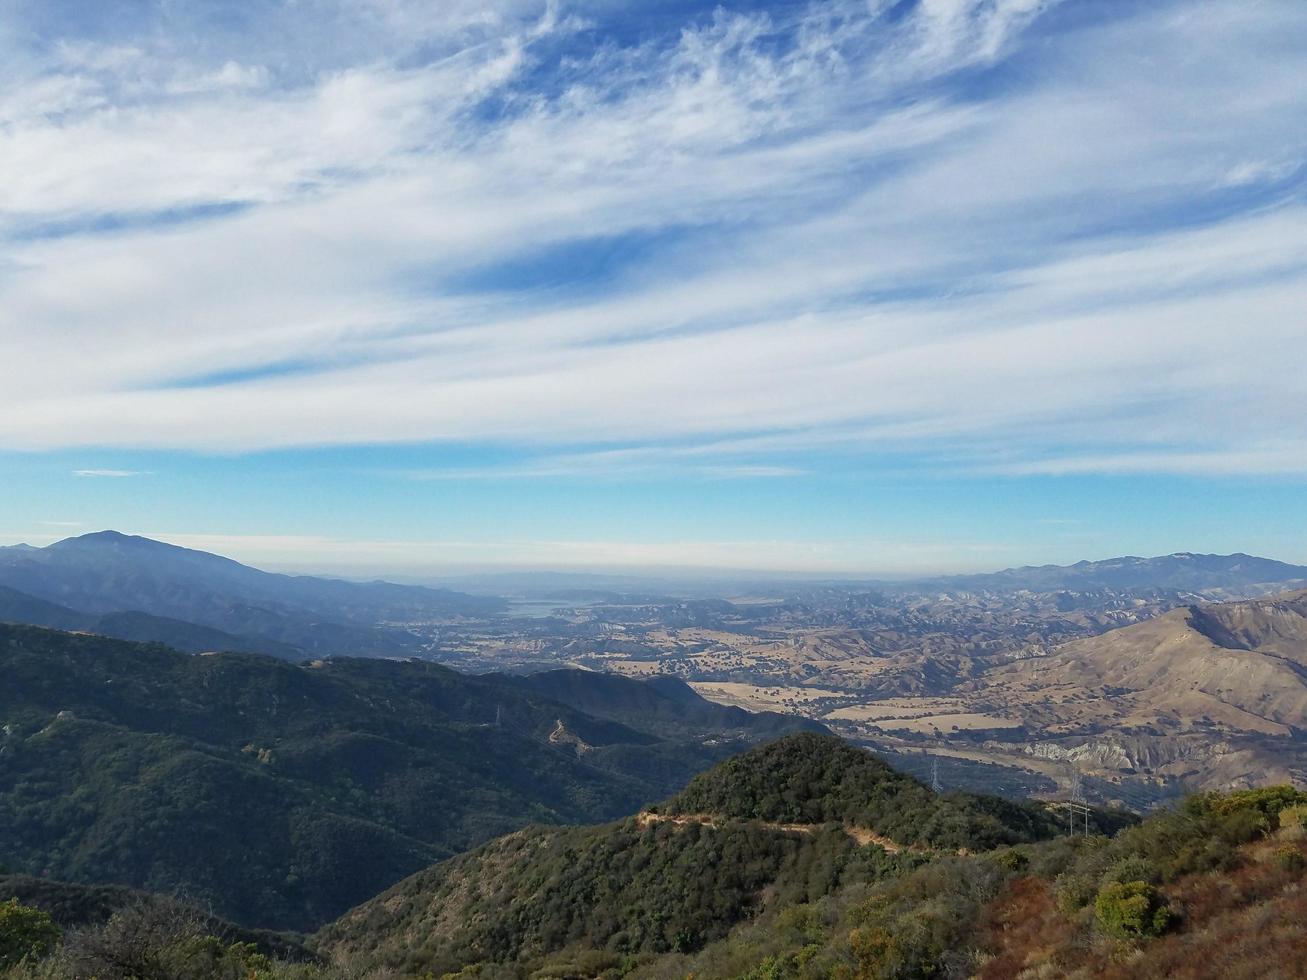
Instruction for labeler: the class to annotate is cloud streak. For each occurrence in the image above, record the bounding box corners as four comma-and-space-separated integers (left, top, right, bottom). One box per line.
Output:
0, 0, 1303, 480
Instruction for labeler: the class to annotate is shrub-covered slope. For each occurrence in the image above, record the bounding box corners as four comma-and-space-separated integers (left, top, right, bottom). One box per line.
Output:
659, 732, 1073, 850
317, 819, 862, 976
6, 733, 1303, 980
316, 733, 1076, 976
318, 770, 1306, 980
0, 624, 810, 931
0, 875, 310, 962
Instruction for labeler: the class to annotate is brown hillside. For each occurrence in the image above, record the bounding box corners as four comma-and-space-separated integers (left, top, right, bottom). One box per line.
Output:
985, 591, 1307, 738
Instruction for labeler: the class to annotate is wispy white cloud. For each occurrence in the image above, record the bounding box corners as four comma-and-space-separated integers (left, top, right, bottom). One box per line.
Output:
0, 0, 1303, 481
987, 444, 1307, 478
72, 469, 146, 478
403, 447, 806, 481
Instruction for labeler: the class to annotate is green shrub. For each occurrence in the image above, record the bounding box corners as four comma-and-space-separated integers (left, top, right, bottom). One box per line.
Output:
1093, 881, 1173, 939
1100, 855, 1160, 887
1206, 786, 1307, 822
1270, 847, 1306, 873
1213, 807, 1271, 844
0, 898, 60, 968
1279, 805, 1306, 841
994, 849, 1029, 873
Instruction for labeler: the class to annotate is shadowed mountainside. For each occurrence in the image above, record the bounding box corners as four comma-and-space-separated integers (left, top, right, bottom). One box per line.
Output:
0, 623, 813, 931
0, 531, 504, 658
0, 583, 300, 657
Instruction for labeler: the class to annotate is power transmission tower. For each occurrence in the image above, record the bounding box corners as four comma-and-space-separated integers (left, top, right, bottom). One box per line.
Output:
1065, 765, 1091, 837
930, 758, 942, 793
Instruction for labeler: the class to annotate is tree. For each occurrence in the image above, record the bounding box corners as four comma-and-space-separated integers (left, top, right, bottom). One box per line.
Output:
0, 898, 60, 968
1094, 880, 1173, 939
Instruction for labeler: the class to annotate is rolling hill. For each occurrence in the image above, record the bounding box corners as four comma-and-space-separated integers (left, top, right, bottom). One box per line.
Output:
0, 583, 300, 657
657, 732, 1066, 850
5, 732, 1303, 980
316, 733, 1076, 977
0, 623, 813, 931
978, 590, 1307, 792
983, 591, 1307, 735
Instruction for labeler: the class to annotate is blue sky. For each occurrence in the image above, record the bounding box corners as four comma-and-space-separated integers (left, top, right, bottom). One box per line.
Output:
1, 0, 1305, 575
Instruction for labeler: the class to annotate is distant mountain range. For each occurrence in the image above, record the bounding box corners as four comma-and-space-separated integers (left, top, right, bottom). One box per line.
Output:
433, 552, 1307, 600
0, 531, 505, 658
0, 623, 818, 930
2, 534, 1305, 665
926, 552, 1307, 597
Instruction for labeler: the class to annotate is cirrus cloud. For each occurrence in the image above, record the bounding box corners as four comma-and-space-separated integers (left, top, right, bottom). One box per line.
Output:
0, 0, 1303, 481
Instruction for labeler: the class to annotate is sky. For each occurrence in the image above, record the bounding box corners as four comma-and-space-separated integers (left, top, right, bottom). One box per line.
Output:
1, 0, 1305, 576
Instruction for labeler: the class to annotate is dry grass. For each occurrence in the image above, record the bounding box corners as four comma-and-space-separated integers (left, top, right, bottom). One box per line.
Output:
977, 836, 1307, 979
689, 682, 851, 713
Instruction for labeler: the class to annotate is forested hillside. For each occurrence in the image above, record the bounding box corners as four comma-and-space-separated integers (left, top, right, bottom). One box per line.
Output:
658, 733, 1075, 850
4, 736, 1305, 979
0, 624, 810, 930
316, 753, 1307, 980
317, 733, 1096, 975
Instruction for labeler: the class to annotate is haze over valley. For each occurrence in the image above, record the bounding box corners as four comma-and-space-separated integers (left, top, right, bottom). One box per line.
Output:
4, 532, 1305, 814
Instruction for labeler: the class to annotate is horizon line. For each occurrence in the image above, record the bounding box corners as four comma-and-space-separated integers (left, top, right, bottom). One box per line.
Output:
2, 528, 1301, 585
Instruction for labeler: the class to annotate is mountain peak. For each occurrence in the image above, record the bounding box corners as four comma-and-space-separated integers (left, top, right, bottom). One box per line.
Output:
51, 530, 170, 549
45, 531, 239, 566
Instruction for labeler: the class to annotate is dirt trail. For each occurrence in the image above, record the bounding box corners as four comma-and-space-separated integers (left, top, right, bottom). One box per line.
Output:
635, 811, 915, 854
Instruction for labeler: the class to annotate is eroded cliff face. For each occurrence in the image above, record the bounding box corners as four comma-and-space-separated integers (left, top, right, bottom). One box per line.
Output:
1023, 734, 1238, 773
1021, 734, 1306, 797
